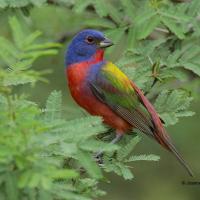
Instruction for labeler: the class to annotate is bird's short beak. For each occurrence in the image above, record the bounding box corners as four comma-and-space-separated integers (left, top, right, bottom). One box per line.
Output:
99, 37, 114, 48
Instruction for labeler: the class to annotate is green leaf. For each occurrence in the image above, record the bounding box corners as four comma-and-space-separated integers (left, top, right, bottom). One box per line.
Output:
134, 6, 156, 26
105, 27, 125, 44
180, 62, 200, 76
161, 16, 185, 39
117, 163, 134, 180
106, 2, 122, 25
45, 90, 62, 121
79, 139, 118, 152
5, 173, 19, 200
50, 169, 78, 179
93, 0, 108, 17
3, 70, 43, 86
137, 15, 160, 40
158, 8, 191, 23
18, 170, 32, 188
127, 27, 137, 49
28, 173, 42, 188
76, 150, 103, 179
0, 0, 46, 8
0, 37, 18, 67
9, 16, 24, 49
120, 0, 135, 20
73, 0, 92, 13
126, 154, 160, 162
117, 136, 141, 161
154, 90, 194, 126
23, 30, 42, 47
176, 111, 195, 117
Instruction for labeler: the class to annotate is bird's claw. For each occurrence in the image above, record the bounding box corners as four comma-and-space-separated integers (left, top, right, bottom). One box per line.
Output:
94, 152, 104, 165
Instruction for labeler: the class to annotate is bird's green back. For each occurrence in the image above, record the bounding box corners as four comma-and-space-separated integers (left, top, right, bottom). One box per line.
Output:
99, 61, 139, 109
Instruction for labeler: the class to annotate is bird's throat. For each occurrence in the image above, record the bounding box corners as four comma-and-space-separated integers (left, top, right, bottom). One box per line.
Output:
92, 49, 104, 63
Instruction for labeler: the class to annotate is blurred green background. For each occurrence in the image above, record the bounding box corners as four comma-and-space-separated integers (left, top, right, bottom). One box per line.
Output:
1, 2, 200, 200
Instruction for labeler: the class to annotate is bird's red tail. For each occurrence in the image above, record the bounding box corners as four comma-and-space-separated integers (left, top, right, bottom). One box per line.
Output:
131, 81, 194, 177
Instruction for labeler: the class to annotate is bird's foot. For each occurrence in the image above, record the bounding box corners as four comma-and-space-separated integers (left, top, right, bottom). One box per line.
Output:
94, 151, 104, 165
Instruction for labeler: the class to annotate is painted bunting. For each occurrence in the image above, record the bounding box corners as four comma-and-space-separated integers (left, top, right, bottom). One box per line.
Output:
65, 29, 193, 176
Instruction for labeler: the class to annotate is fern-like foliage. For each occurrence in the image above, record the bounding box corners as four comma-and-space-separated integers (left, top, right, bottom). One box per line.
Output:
154, 89, 194, 126
0, 0, 199, 199
0, 0, 46, 8
69, 0, 197, 43
0, 17, 159, 200
0, 17, 60, 89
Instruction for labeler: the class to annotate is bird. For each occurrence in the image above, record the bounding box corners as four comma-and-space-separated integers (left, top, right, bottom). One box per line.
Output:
65, 29, 193, 177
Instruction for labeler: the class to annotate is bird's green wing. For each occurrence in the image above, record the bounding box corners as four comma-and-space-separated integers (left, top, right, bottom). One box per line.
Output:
89, 61, 154, 135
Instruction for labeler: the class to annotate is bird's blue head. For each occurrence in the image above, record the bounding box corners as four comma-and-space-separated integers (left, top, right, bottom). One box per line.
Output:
65, 29, 113, 66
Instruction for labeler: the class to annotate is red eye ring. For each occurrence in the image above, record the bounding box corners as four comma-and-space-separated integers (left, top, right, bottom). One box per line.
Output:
86, 36, 94, 44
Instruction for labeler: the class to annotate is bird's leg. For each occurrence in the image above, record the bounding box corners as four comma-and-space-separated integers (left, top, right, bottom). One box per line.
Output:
111, 133, 123, 144
95, 133, 123, 164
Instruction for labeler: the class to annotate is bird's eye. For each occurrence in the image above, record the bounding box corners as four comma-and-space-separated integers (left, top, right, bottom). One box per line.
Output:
86, 36, 94, 44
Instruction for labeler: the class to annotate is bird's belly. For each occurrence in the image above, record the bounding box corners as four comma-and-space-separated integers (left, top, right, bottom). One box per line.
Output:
69, 83, 131, 133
